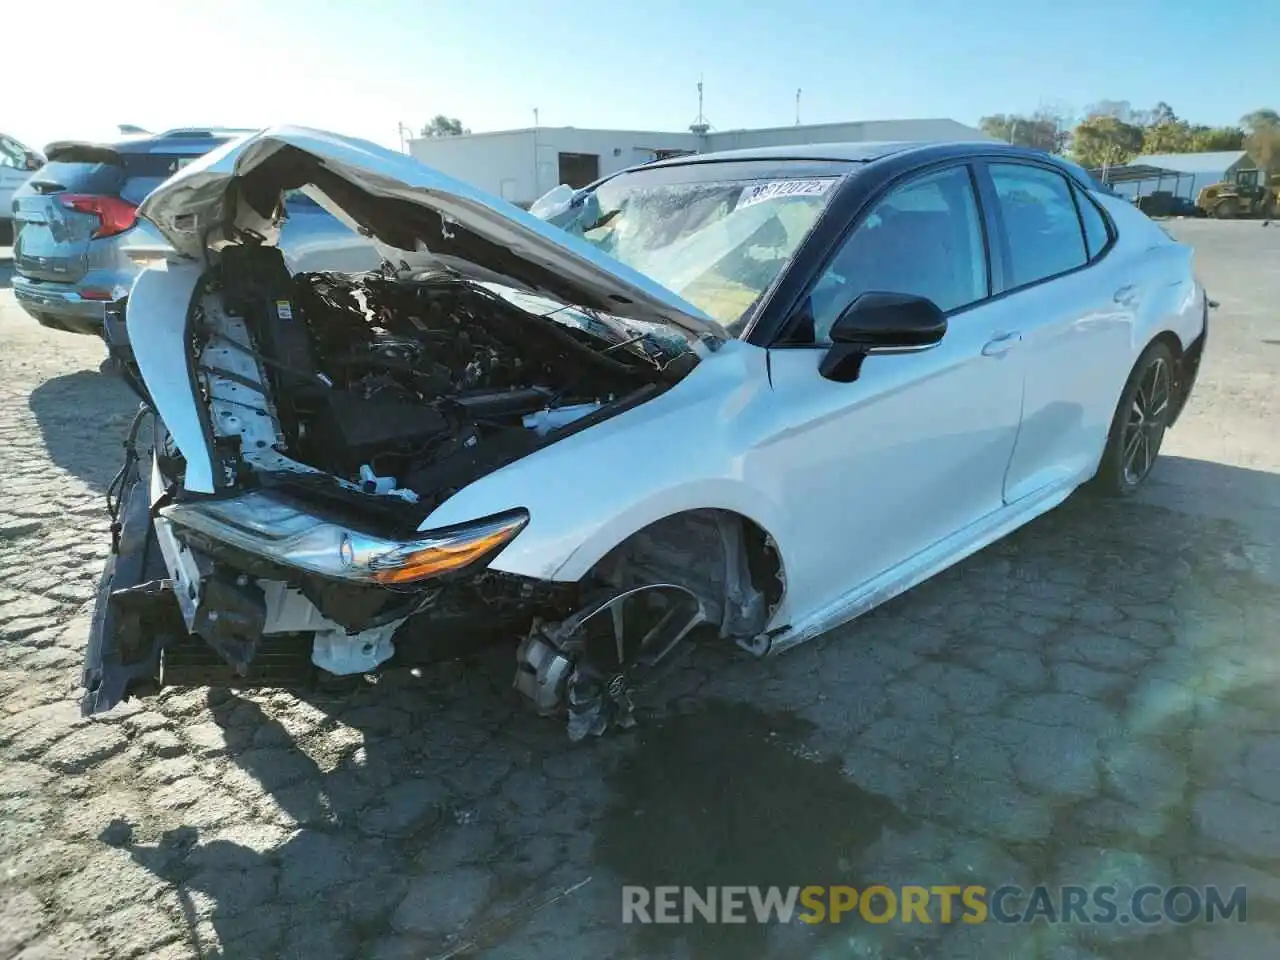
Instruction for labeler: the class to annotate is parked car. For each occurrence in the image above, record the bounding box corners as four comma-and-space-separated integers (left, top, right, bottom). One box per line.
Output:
11, 127, 377, 343
0, 132, 43, 242
84, 128, 1207, 741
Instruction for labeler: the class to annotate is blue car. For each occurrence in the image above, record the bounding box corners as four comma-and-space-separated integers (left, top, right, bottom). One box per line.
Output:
12, 127, 378, 350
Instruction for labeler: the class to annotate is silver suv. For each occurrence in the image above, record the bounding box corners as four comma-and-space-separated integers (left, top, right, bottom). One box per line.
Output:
12, 127, 377, 338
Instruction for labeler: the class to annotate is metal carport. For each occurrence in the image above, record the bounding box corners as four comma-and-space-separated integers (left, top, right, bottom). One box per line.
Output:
1089, 163, 1191, 199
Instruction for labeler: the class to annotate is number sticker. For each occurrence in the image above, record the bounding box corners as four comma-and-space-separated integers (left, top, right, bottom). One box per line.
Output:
737, 179, 834, 209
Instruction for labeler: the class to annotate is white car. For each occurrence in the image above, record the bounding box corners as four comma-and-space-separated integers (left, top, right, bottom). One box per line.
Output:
84, 127, 1207, 739
0, 133, 43, 239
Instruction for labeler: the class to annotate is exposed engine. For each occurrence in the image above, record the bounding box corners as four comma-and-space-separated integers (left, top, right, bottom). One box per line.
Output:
84, 136, 782, 739
197, 244, 695, 511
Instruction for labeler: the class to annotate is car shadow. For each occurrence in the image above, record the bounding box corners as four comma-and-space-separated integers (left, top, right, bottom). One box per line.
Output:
1136, 454, 1280, 565
100, 641, 910, 959
28, 369, 138, 492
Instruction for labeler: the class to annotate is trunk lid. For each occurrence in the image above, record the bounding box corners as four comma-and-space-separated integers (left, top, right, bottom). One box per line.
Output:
137, 126, 728, 342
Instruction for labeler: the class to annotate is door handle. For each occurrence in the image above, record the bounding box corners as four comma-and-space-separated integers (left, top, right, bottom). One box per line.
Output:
981, 332, 1022, 357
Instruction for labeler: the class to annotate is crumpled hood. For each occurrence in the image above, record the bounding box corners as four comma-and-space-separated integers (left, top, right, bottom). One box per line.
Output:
136, 125, 727, 342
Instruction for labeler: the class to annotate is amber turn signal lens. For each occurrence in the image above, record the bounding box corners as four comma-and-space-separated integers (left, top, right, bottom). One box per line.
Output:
368, 513, 528, 585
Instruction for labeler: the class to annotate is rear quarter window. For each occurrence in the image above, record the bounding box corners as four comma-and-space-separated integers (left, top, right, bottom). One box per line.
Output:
1072, 185, 1112, 259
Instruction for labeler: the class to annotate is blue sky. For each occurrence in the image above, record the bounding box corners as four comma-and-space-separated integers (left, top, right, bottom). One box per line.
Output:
9, 0, 1272, 151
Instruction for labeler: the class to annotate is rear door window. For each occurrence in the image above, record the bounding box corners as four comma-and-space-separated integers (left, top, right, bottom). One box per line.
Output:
989, 163, 1088, 289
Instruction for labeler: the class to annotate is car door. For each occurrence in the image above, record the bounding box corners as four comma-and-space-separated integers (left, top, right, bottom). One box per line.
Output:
762, 163, 1025, 621
979, 161, 1133, 502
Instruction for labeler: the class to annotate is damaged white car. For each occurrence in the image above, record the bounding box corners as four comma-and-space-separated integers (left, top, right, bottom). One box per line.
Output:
86, 127, 1207, 738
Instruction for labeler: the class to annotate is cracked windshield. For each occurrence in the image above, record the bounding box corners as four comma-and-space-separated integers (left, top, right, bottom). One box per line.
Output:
3, 0, 1277, 957
546, 173, 838, 331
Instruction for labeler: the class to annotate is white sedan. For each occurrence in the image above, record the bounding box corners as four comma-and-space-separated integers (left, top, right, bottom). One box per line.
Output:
84, 128, 1207, 739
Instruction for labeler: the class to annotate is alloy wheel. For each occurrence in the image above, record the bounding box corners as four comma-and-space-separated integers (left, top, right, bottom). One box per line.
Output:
1122, 356, 1171, 486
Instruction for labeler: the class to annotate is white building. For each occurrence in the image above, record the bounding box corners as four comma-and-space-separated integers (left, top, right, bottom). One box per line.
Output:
409, 118, 994, 206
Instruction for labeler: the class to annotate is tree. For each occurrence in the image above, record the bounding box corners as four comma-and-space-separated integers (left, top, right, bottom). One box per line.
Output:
421, 115, 468, 137
1143, 120, 1193, 154
1085, 99, 1138, 124
1241, 108, 1280, 172
1189, 126, 1244, 152
985, 99, 1263, 165
1149, 101, 1178, 126
1071, 116, 1144, 168
1241, 108, 1280, 130
979, 109, 1069, 154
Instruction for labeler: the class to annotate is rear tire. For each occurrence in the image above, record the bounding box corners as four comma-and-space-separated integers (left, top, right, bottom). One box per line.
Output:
1092, 341, 1177, 497
1213, 198, 1239, 219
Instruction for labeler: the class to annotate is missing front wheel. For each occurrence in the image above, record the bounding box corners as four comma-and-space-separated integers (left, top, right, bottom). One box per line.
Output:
514, 584, 708, 740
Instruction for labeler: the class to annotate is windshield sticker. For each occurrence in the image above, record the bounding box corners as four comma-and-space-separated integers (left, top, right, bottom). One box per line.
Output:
737, 179, 834, 209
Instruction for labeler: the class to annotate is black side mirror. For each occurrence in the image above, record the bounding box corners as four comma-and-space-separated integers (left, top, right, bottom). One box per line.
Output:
820, 292, 947, 383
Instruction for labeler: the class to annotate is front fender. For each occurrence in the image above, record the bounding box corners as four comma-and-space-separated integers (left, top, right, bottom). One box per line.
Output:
127, 261, 215, 492
544, 477, 787, 582
417, 340, 786, 583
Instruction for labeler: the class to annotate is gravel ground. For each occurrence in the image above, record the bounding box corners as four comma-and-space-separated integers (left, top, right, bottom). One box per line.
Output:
1, 221, 1278, 959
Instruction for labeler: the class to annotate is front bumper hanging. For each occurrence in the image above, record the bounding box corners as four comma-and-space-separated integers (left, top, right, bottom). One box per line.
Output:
82, 451, 185, 716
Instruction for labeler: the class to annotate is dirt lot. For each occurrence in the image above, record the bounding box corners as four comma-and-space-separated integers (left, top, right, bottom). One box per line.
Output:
1, 220, 1278, 959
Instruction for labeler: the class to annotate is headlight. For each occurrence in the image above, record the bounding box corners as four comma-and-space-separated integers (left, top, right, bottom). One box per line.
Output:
159, 492, 528, 585
364, 513, 529, 584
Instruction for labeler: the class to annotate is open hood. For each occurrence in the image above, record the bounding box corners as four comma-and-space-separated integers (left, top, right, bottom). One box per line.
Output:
136, 126, 727, 342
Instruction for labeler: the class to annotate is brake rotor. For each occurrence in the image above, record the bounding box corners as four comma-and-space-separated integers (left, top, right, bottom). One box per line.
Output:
531, 584, 706, 740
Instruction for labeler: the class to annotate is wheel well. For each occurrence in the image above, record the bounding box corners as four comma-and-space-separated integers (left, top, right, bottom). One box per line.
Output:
1151, 330, 1183, 361
584, 508, 785, 639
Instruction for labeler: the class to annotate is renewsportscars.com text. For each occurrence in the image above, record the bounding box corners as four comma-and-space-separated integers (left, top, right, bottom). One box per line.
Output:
622, 884, 1247, 926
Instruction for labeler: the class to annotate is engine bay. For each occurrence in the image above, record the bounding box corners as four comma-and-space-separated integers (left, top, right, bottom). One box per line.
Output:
194, 244, 697, 512
85, 137, 779, 732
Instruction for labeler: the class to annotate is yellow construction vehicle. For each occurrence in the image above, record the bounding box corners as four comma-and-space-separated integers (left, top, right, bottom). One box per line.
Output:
1196, 169, 1280, 218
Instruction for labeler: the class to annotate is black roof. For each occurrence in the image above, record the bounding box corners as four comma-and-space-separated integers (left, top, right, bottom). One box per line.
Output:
644, 141, 919, 167
644, 139, 1053, 169
634, 140, 1109, 196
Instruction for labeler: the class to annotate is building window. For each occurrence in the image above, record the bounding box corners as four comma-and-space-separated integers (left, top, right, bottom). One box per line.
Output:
557, 152, 600, 189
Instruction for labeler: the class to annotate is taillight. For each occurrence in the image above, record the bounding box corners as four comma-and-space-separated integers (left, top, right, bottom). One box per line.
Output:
59, 194, 138, 239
